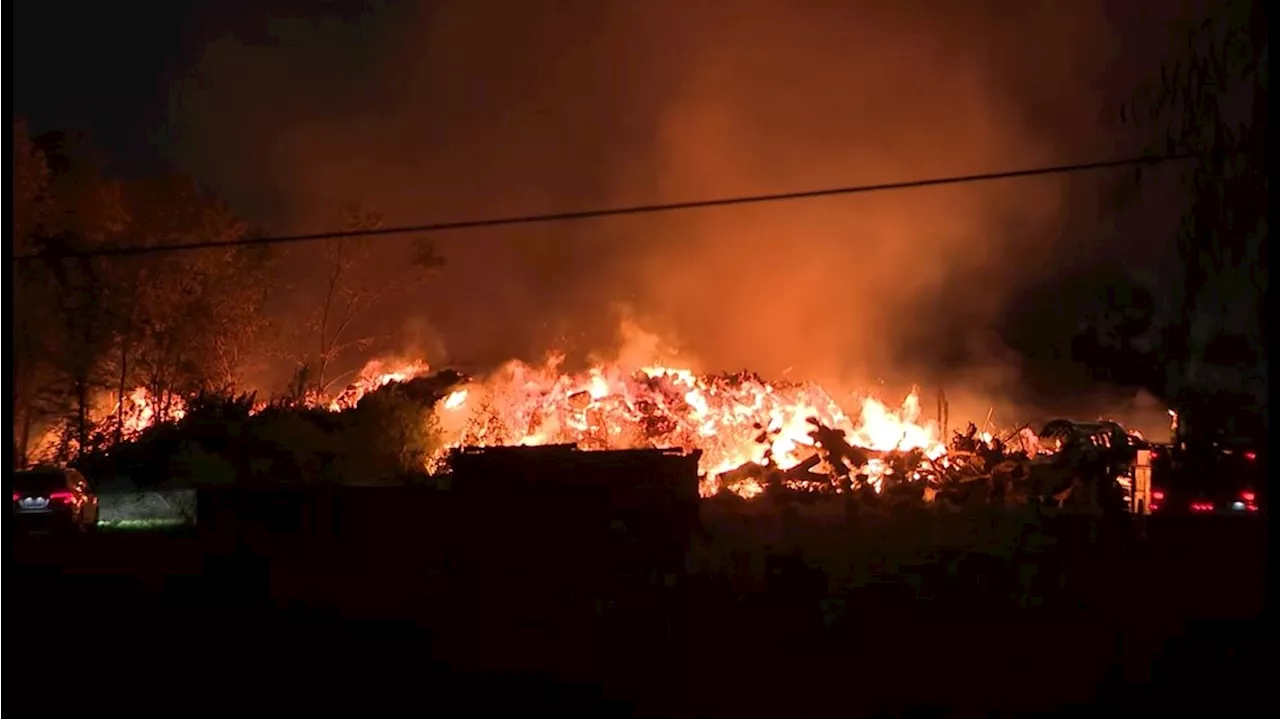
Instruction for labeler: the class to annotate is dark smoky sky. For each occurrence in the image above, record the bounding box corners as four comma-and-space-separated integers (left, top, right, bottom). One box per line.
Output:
14, 0, 1190, 418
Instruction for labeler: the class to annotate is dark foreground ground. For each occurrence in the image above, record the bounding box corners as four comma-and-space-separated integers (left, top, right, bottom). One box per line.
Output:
11, 509, 1268, 718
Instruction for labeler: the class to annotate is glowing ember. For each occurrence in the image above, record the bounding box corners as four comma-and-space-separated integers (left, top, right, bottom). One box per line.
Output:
430, 355, 946, 497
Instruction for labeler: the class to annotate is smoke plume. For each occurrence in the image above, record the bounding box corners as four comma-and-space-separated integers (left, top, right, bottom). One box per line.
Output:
162, 0, 1165, 426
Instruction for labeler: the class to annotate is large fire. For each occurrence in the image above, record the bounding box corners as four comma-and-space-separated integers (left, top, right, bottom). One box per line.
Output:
430, 355, 947, 498
33, 354, 955, 500
25, 360, 429, 461
26, 387, 190, 460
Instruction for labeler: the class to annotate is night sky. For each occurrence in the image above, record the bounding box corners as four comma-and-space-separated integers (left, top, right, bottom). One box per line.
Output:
13, 0, 1193, 431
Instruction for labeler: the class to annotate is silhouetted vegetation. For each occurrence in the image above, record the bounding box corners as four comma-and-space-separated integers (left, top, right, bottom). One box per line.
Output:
73, 378, 453, 490
11, 120, 445, 467
1119, 0, 1268, 408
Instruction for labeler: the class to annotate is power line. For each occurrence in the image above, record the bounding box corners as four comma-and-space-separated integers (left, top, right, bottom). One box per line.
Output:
16, 153, 1191, 261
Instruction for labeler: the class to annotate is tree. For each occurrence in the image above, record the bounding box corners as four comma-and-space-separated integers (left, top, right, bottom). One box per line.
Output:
194, 241, 277, 390
1068, 268, 1164, 389
301, 201, 443, 396
10, 125, 278, 460
13, 119, 51, 242
18, 129, 129, 460
11, 120, 61, 464
106, 174, 276, 423
1121, 0, 1267, 407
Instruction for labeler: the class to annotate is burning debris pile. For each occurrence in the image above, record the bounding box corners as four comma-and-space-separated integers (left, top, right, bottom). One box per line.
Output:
38, 349, 1139, 510
429, 357, 1140, 510
706, 420, 1064, 509
428, 357, 947, 497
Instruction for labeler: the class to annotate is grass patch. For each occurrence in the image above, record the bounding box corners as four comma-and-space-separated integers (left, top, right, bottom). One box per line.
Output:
96, 518, 191, 532
98, 488, 198, 526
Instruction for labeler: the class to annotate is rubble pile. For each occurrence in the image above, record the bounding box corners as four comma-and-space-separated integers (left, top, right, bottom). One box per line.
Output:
51, 345, 1141, 513
330, 359, 1143, 513
707, 420, 1138, 513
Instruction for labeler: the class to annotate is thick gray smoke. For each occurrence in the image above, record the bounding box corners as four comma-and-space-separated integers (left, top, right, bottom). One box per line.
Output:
162, 0, 1174, 428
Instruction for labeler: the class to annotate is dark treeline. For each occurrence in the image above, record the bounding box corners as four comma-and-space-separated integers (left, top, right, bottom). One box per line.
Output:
1112, 0, 1267, 412
71, 374, 462, 490
1014, 1, 1268, 417
11, 121, 443, 467
12, 122, 275, 463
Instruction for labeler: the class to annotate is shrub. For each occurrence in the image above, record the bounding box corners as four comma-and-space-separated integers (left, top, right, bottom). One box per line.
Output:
77, 377, 450, 487
336, 383, 443, 483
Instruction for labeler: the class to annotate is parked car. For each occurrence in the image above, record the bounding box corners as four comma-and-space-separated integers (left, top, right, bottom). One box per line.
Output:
12, 467, 100, 532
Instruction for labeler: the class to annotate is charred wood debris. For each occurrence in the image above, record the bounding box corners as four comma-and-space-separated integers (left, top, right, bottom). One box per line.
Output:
711, 419, 1135, 514
370, 369, 1134, 513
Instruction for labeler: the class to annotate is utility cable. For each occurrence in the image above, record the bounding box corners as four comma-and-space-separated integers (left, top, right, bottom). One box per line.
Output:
14, 153, 1191, 261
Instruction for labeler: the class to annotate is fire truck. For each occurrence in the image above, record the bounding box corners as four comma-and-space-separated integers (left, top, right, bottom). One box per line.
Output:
1037, 398, 1265, 517
1150, 397, 1265, 516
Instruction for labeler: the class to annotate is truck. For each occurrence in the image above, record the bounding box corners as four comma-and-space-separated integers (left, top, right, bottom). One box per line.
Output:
1150, 395, 1265, 515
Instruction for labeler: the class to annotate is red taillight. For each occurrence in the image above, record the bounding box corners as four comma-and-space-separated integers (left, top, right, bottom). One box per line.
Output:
1191, 501, 1215, 512
1246, 503, 1259, 512
1149, 503, 1160, 511
1244, 451, 1257, 461
12, 491, 20, 501
1152, 490, 1165, 501
1241, 491, 1256, 502
49, 490, 75, 503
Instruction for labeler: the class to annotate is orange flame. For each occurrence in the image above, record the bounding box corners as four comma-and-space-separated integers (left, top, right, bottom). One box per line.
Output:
326, 359, 433, 411
29, 354, 948, 504
431, 356, 945, 497
26, 358, 432, 464
118, 387, 187, 436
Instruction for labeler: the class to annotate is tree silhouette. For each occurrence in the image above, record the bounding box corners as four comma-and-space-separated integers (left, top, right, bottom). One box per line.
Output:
19, 129, 128, 458
11, 120, 60, 464
105, 174, 275, 423
1120, 0, 1267, 408
11, 124, 278, 461
301, 201, 444, 396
